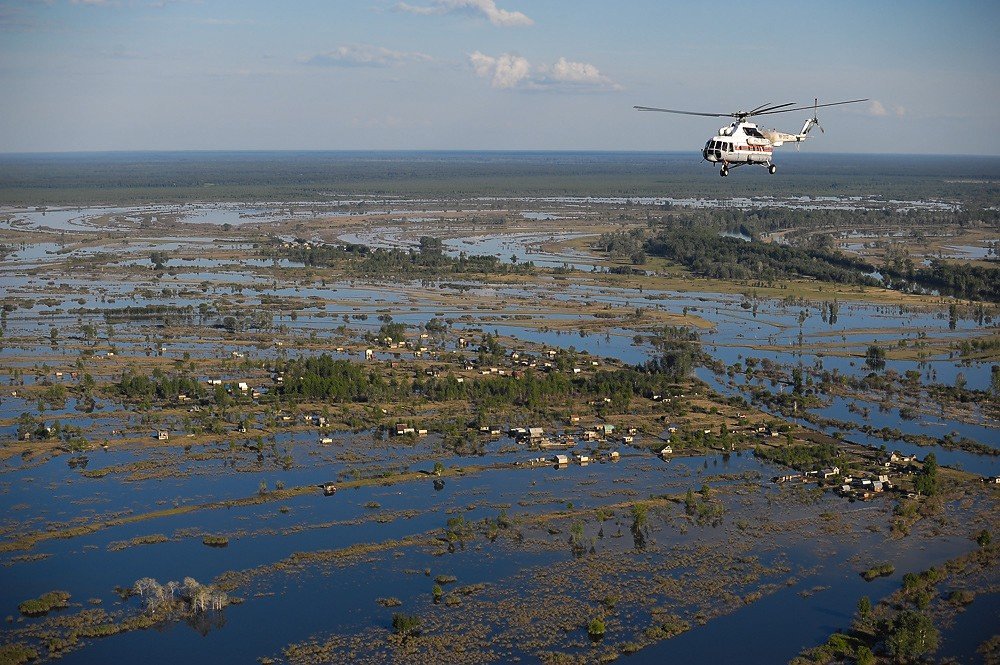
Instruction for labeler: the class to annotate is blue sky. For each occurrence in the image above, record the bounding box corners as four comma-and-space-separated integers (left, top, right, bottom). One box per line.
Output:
1, 0, 998, 153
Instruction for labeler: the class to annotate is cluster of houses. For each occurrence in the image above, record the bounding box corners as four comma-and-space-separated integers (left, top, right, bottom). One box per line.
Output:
768, 450, 933, 500
837, 473, 893, 500
393, 423, 429, 437
505, 423, 636, 449
520, 450, 621, 467
550, 450, 620, 466
771, 466, 886, 498
204, 378, 265, 400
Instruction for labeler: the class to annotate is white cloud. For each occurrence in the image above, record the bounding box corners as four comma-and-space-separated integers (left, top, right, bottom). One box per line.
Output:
543, 57, 619, 89
303, 44, 433, 68
868, 100, 906, 118
469, 51, 530, 88
469, 52, 619, 91
396, 0, 532, 27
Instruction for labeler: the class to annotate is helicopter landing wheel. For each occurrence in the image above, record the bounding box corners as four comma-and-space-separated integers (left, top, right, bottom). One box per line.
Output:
768, 164, 777, 175
720, 167, 729, 177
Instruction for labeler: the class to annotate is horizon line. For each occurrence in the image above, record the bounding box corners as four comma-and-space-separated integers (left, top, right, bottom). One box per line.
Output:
1, 149, 999, 159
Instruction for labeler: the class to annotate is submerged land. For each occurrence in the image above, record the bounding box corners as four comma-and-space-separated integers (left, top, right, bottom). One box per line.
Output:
0, 151, 998, 664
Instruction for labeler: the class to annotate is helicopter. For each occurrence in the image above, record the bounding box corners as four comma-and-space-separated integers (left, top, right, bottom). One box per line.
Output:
634, 98, 868, 176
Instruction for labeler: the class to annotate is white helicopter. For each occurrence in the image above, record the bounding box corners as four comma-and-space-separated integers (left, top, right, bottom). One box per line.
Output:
634, 98, 867, 176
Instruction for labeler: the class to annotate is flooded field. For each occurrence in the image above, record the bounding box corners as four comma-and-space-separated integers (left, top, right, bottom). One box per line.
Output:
1, 179, 998, 663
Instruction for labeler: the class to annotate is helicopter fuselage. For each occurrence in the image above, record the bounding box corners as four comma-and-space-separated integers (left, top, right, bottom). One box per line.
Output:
702, 122, 776, 166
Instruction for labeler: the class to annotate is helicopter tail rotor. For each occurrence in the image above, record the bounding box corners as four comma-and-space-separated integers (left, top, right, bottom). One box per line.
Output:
800, 98, 825, 137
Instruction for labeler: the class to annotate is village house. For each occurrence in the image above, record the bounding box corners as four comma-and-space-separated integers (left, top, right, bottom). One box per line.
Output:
553, 454, 569, 466
889, 451, 917, 464
156, 430, 169, 441
395, 423, 416, 436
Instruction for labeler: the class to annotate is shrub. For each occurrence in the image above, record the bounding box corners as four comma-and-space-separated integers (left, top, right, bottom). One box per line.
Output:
588, 617, 606, 640
18, 591, 70, 617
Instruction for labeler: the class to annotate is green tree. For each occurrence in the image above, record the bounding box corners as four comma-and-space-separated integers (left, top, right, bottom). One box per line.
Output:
865, 344, 886, 371
886, 610, 939, 662
391, 612, 421, 637
856, 645, 876, 665
914, 453, 939, 497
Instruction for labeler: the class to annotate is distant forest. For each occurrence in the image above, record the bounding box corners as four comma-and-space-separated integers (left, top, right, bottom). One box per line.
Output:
638, 213, 1000, 302
1, 151, 998, 205
275, 236, 533, 277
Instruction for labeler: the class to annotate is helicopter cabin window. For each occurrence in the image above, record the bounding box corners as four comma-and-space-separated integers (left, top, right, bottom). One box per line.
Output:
744, 126, 765, 138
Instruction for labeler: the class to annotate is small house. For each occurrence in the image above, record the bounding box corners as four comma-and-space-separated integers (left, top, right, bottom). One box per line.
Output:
660, 445, 673, 457
156, 430, 169, 441
553, 454, 569, 466
821, 466, 841, 479
609, 451, 620, 461
395, 423, 415, 436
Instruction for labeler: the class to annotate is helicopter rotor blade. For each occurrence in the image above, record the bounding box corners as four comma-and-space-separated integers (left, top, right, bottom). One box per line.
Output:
755, 98, 868, 116
751, 102, 796, 115
634, 106, 731, 118
747, 102, 773, 114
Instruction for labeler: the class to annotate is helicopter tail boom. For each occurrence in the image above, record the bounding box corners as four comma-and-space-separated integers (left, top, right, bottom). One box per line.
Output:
761, 129, 806, 147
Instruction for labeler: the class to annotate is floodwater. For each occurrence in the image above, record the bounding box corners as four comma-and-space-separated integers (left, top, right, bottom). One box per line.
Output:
1, 199, 997, 662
